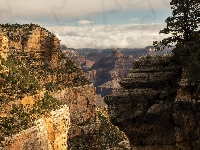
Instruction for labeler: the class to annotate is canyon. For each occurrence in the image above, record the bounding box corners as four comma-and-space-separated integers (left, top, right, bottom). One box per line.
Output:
0, 24, 130, 150
62, 47, 150, 97
1, 23, 197, 150
61, 46, 172, 98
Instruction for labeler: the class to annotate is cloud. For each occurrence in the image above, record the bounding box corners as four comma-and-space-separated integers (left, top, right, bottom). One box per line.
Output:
0, 0, 171, 49
0, 0, 171, 24
77, 20, 93, 24
130, 18, 139, 21
46, 23, 170, 49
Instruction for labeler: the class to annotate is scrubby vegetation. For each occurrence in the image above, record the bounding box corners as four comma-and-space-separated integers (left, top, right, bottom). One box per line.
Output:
0, 39, 91, 146
0, 92, 62, 145
19, 52, 90, 90
0, 56, 41, 103
0, 49, 88, 143
67, 107, 130, 150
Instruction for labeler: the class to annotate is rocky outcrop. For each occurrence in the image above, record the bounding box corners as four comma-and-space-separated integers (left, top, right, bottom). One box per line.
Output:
0, 24, 59, 65
0, 32, 9, 59
90, 50, 134, 96
0, 24, 91, 149
0, 24, 130, 150
1, 105, 70, 150
99, 78, 121, 96
53, 84, 99, 138
105, 55, 200, 149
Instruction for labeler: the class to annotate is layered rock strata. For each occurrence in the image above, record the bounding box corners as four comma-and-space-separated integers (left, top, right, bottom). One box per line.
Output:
105, 55, 200, 149
99, 78, 121, 96
91, 50, 134, 96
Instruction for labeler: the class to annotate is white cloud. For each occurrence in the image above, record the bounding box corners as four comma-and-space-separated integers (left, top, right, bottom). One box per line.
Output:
77, 20, 93, 24
46, 23, 170, 49
130, 18, 139, 21
0, 0, 171, 49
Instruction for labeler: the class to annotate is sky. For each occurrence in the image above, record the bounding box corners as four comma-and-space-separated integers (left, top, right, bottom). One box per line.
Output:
0, 0, 172, 49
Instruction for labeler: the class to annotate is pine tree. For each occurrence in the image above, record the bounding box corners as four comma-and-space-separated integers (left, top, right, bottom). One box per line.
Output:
154, 0, 200, 52
154, 0, 200, 82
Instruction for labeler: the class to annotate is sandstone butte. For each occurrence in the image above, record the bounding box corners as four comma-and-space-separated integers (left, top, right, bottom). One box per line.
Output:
0, 24, 130, 150
105, 55, 200, 150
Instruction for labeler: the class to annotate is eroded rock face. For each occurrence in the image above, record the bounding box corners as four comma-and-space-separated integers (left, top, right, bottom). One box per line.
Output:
91, 50, 134, 79
0, 24, 93, 149
73, 56, 95, 71
0, 24, 130, 149
0, 32, 9, 59
53, 84, 99, 138
0, 24, 59, 64
61, 50, 95, 71
1, 105, 70, 150
105, 55, 200, 149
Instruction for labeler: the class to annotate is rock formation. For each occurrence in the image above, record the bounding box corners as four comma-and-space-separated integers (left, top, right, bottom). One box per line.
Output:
105, 55, 200, 149
90, 50, 134, 96
0, 24, 94, 149
61, 47, 149, 97
1, 105, 70, 150
99, 78, 121, 96
0, 24, 130, 150
53, 84, 99, 138
0, 24, 59, 64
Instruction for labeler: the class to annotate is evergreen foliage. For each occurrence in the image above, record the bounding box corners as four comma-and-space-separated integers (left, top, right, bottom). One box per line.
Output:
67, 107, 129, 150
154, 0, 200, 50
153, 0, 200, 83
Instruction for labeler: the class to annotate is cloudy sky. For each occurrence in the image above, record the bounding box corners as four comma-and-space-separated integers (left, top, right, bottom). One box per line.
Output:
0, 0, 172, 48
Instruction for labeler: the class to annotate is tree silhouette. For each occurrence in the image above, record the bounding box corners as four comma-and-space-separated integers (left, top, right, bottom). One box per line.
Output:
154, 0, 200, 82
154, 0, 200, 51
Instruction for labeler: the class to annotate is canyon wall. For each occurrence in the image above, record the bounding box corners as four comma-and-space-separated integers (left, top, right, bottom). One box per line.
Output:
53, 84, 100, 139
0, 24, 59, 64
105, 55, 200, 149
90, 50, 134, 96
1, 105, 70, 150
0, 24, 130, 149
61, 48, 149, 97
0, 24, 92, 149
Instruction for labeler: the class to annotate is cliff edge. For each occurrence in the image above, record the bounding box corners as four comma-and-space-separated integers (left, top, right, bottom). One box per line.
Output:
105, 55, 200, 149
0, 24, 130, 150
